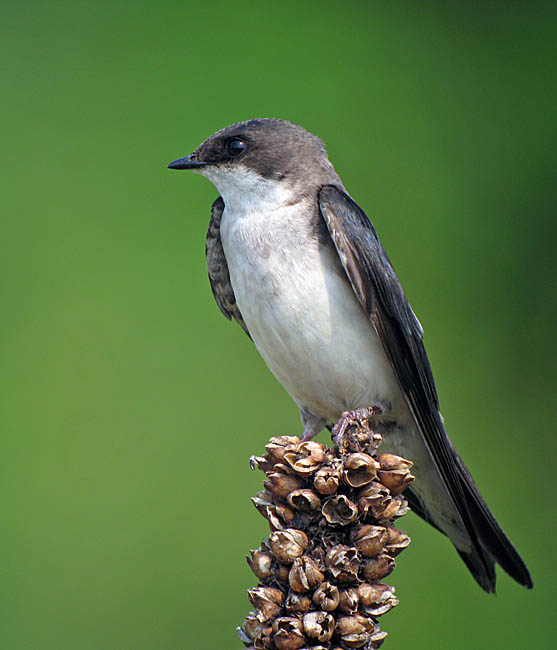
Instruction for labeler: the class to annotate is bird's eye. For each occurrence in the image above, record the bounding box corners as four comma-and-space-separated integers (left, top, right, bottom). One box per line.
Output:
227, 138, 246, 157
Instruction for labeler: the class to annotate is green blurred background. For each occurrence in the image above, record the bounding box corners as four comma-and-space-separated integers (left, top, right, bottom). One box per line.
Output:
2, 1, 556, 648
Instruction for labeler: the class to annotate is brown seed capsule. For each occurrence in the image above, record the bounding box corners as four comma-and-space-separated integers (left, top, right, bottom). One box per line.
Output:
277, 563, 291, 583
248, 586, 283, 621
283, 441, 326, 475
252, 490, 275, 517
286, 488, 322, 512
302, 611, 335, 643
313, 467, 341, 495
378, 495, 409, 521
356, 482, 391, 519
312, 581, 340, 611
269, 529, 309, 563
386, 527, 411, 556
289, 555, 325, 592
266, 436, 300, 465
285, 592, 312, 613
272, 617, 305, 650
266, 506, 287, 532
358, 582, 399, 617
241, 612, 271, 642
369, 623, 388, 647
343, 453, 380, 487
377, 453, 413, 471
352, 524, 389, 557
264, 472, 303, 499
325, 545, 359, 582
338, 587, 359, 614
247, 549, 274, 580
362, 553, 395, 581
322, 495, 359, 525
377, 469, 414, 495
336, 615, 375, 648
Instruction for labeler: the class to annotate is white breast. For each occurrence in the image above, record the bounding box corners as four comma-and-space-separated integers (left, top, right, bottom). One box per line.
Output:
202, 166, 405, 423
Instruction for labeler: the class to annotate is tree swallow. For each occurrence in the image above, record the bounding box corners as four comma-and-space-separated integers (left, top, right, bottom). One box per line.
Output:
168, 118, 532, 592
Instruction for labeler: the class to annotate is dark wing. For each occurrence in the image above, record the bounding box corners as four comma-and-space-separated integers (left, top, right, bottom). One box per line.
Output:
319, 184, 532, 592
206, 197, 251, 338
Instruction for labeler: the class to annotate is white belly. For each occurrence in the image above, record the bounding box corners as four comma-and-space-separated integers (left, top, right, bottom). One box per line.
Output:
219, 200, 406, 424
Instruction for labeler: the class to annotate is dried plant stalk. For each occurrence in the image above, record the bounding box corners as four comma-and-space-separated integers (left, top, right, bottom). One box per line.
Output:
239, 411, 414, 650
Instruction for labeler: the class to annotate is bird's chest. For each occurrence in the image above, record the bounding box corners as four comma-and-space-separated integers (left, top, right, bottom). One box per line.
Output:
219, 203, 400, 421
219, 203, 325, 339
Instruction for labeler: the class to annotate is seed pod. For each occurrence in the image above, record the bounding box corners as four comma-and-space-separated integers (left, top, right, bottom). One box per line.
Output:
377, 453, 415, 494
241, 612, 271, 642
264, 472, 303, 498
289, 555, 325, 592
362, 553, 396, 581
358, 582, 399, 617
265, 436, 300, 465
287, 488, 322, 512
269, 529, 308, 563
336, 615, 375, 648
338, 587, 359, 614
247, 548, 274, 580
352, 524, 389, 557
322, 494, 359, 525
302, 611, 335, 643
378, 495, 409, 521
325, 545, 359, 582
343, 453, 380, 487
356, 482, 391, 519
386, 527, 411, 556
312, 581, 340, 611
285, 592, 312, 614
272, 617, 305, 650
248, 586, 283, 621
313, 467, 341, 495
283, 441, 326, 475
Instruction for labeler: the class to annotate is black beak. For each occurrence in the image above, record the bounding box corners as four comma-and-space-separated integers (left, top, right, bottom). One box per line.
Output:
167, 155, 208, 170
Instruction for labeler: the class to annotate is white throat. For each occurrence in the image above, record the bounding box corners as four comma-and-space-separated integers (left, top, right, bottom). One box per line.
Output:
200, 165, 295, 215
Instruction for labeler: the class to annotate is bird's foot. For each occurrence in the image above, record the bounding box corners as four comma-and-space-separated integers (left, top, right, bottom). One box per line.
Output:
300, 408, 327, 441
332, 406, 383, 455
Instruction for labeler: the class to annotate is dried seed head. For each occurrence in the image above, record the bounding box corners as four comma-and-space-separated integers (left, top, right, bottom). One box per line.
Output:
313, 467, 341, 495
269, 529, 308, 563
241, 612, 271, 642
377, 495, 410, 521
338, 587, 360, 614
325, 545, 359, 582
362, 553, 396, 581
286, 488, 322, 512
336, 615, 375, 648
376, 453, 415, 494
377, 453, 413, 472
248, 586, 283, 621
265, 436, 300, 465
343, 453, 380, 487
289, 555, 325, 592
352, 524, 389, 557
252, 490, 275, 517
322, 494, 359, 525
356, 482, 391, 520
312, 581, 340, 611
283, 441, 326, 475
285, 592, 312, 614
277, 563, 291, 583
247, 549, 274, 580
386, 527, 411, 556
358, 583, 399, 617
264, 472, 303, 499
272, 617, 305, 650
302, 611, 335, 643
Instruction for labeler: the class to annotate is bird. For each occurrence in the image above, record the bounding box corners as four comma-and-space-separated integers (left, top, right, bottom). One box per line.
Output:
168, 118, 532, 593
